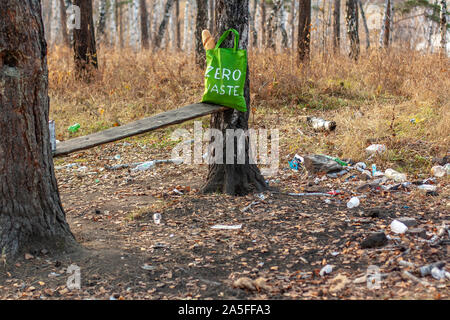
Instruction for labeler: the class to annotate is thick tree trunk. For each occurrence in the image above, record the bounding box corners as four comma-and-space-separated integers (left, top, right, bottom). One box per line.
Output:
128, 0, 140, 50
345, 0, 359, 60
140, 0, 150, 49
154, 0, 175, 49
297, 0, 311, 62
279, 0, 288, 49
358, 0, 370, 49
333, 0, 340, 53
379, 0, 390, 48
195, 0, 208, 68
0, 0, 76, 258
440, 0, 448, 55
201, 0, 267, 196
73, 0, 98, 79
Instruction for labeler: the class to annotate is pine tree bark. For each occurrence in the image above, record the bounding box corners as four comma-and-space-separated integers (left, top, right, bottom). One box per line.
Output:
140, 0, 150, 49
201, 0, 267, 196
72, 0, 98, 79
195, 0, 208, 68
97, 0, 107, 42
298, 0, 311, 62
0, 0, 76, 258
345, 0, 359, 60
154, 0, 175, 49
379, 0, 390, 48
358, 0, 370, 49
333, 0, 340, 53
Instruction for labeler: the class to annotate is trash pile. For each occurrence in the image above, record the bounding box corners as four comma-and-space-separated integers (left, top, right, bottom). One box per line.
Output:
287, 144, 449, 199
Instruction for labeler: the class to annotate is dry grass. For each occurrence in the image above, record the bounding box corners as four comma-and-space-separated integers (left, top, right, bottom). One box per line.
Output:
48, 46, 449, 175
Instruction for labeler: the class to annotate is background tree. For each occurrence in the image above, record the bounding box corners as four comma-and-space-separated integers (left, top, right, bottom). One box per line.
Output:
201, 0, 267, 196
260, 0, 267, 47
0, 0, 76, 258
333, 0, 341, 53
298, 0, 311, 62
140, 0, 150, 49
346, 0, 360, 60
358, 0, 370, 49
380, 0, 392, 48
440, 0, 448, 55
73, 0, 98, 79
154, 0, 176, 49
195, 0, 208, 68
60, 0, 70, 47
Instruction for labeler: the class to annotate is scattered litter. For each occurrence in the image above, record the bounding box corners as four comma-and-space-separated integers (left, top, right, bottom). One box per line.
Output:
390, 220, 408, 234
365, 144, 386, 155
319, 264, 333, 277
113, 154, 121, 160
288, 154, 304, 171
211, 224, 242, 230
419, 261, 445, 277
417, 184, 437, 192
141, 264, 156, 271
431, 165, 446, 177
288, 192, 330, 197
306, 116, 336, 132
303, 155, 343, 174
172, 188, 183, 195
346, 197, 360, 209
153, 213, 161, 224
68, 123, 80, 133
431, 267, 446, 280
48, 272, 61, 278
402, 271, 430, 286
384, 168, 407, 182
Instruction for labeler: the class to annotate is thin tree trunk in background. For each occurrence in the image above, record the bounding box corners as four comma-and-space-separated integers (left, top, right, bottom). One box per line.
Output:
279, 0, 288, 49
250, 0, 259, 48
129, 0, 140, 50
358, 0, 370, 49
195, 0, 208, 67
119, 1, 124, 48
260, 0, 267, 47
201, 0, 267, 196
72, 0, 98, 79
346, 0, 359, 59
183, 0, 191, 51
43, 0, 53, 44
291, 0, 296, 50
298, 0, 311, 62
175, 0, 181, 49
140, 0, 150, 49
440, 0, 447, 55
267, 1, 280, 49
97, 0, 107, 42
50, 0, 61, 45
109, 0, 117, 46
0, 0, 76, 258
379, 0, 390, 48
60, 0, 70, 47
154, 0, 175, 49
427, 0, 438, 52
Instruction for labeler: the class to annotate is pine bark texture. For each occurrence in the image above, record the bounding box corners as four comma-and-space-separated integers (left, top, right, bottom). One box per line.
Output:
297, 0, 311, 62
346, 0, 359, 60
140, 0, 150, 49
379, 0, 390, 48
201, 0, 267, 196
195, 0, 208, 68
358, 0, 370, 49
0, 0, 76, 258
72, 0, 98, 79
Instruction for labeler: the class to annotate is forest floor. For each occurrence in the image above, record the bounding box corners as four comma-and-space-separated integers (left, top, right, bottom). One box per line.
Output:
0, 129, 448, 300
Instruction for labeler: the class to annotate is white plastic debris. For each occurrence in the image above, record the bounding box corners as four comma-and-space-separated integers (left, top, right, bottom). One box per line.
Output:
153, 213, 161, 224
431, 267, 446, 280
319, 265, 333, 277
417, 184, 437, 192
346, 197, 360, 209
133, 161, 156, 171
431, 165, 446, 177
365, 144, 386, 155
211, 224, 242, 230
390, 220, 408, 234
384, 168, 407, 182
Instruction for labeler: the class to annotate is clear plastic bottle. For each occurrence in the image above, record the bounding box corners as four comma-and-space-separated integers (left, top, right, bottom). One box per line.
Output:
431, 165, 446, 177
417, 184, 437, 192
153, 213, 161, 224
347, 197, 360, 209
385, 168, 407, 182
133, 161, 156, 171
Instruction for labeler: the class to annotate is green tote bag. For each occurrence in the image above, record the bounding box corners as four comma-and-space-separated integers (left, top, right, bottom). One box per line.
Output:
201, 28, 247, 112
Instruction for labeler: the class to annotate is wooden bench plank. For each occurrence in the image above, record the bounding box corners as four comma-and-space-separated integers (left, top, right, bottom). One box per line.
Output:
54, 103, 226, 157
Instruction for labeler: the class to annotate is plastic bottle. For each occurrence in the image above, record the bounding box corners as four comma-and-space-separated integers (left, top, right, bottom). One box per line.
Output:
417, 184, 437, 192
319, 265, 333, 276
390, 220, 408, 234
68, 123, 80, 133
419, 261, 445, 277
431, 267, 445, 280
444, 163, 450, 175
365, 144, 386, 155
153, 213, 161, 224
347, 197, 360, 209
431, 165, 446, 177
133, 161, 156, 171
306, 117, 336, 132
384, 168, 407, 182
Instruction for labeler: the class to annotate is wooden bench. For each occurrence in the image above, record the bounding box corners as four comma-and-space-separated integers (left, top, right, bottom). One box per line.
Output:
54, 103, 226, 157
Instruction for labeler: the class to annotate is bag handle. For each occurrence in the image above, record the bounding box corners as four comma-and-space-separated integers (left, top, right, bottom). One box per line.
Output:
215, 28, 240, 51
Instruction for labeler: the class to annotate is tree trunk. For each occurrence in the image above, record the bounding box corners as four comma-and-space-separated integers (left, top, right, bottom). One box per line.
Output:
154, 0, 175, 49
250, 0, 259, 48
201, 0, 267, 196
175, 0, 181, 49
334, 0, 342, 53
97, 0, 107, 43
345, 0, 359, 60
298, 0, 311, 62
260, 0, 266, 48
128, 0, 140, 50
0, 0, 76, 258
140, 0, 150, 49
427, 0, 438, 52
357, 0, 370, 49
279, 0, 288, 49
440, 0, 447, 55
208, 0, 215, 35
59, 0, 70, 47
379, 0, 390, 48
119, 0, 124, 48
50, 0, 61, 46
195, 0, 208, 68
73, 0, 98, 79
267, 1, 280, 49
290, 0, 296, 50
